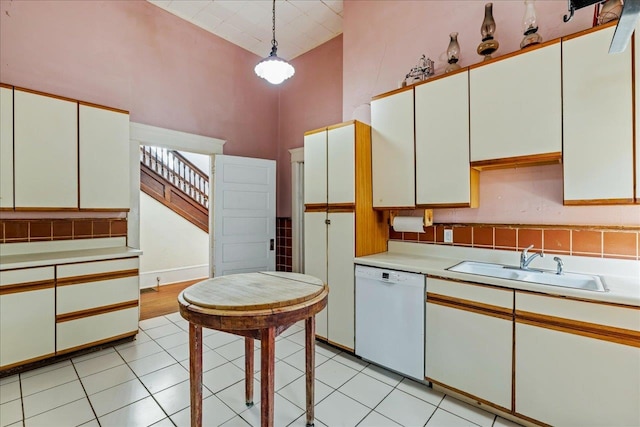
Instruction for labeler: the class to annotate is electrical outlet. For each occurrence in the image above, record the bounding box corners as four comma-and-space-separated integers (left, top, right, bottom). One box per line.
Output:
444, 229, 453, 243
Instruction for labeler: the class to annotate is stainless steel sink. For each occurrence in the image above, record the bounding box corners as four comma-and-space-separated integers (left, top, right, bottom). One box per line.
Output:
447, 261, 607, 292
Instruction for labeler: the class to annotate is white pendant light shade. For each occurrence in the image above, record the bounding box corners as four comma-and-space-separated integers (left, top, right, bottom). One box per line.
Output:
255, 0, 295, 85
255, 55, 295, 85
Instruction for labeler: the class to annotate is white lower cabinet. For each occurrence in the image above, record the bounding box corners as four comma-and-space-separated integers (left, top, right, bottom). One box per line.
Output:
56, 257, 139, 354
0, 256, 140, 370
57, 307, 139, 352
327, 212, 355, 350
425, 278, 513, 410
304, 212, 328, 339
0, 267, 56, 368
304, 211, 355, 349
515, 292, 640, 426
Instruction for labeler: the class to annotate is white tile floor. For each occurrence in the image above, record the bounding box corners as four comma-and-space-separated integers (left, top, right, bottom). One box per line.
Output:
0, 312, 523, 427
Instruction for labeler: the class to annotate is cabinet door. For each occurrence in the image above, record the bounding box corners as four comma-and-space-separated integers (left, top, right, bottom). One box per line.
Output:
0, 267, 55, 368
304, 211, 328, 339
79, 105, 130, 209
371, 88, 415, 208
327, 212, 355, 350
303, 129, 327, 205
563, 26, 633, 203
425, 278, 513, 410
516, 323, 640, 426
415, 71, 476, 207
0, 86, 13, 209
470, 42, 561, 163
327, 123, 355, 205
14, 90, 78, 208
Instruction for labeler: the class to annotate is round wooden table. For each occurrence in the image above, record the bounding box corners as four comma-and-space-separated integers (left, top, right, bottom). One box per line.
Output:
178, 272, 328, 427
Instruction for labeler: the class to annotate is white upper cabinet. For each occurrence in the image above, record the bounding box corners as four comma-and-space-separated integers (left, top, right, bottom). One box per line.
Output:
303, 129, 327, 205
415, 70, 478, 207
469, 41, 562, 167
79, 105, 130, 209
327, 123, 355, 204
0, 86, 13, 209
371, 87, 415, 208
563, 25, 633, 204
14, 90, 78, 209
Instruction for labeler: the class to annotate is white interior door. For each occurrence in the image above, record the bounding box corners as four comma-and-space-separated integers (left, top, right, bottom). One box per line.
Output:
213, 155, 276, 276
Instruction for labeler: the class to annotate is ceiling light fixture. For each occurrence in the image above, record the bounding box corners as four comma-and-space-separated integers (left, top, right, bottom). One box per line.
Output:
254, 0, 295, 85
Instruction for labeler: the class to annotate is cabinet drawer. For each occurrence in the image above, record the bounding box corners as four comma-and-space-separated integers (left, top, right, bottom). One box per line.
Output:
428, 278, 513, 310
516, 292, 640, 332
1, 266, 55, 286
56, 307, 138, 353
57, 276, 138, 315
57, 258, 139, 281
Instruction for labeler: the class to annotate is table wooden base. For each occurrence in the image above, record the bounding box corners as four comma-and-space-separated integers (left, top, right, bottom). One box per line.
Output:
188, 318, 317, 427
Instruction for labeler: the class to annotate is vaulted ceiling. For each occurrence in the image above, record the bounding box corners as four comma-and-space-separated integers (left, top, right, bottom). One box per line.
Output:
147, 0, 343, 60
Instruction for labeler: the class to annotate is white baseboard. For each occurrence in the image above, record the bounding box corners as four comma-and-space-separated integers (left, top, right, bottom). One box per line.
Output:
139, 264, 208, 289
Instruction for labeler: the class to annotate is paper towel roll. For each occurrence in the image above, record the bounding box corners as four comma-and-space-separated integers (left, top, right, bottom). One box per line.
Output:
392, 216, 424, 233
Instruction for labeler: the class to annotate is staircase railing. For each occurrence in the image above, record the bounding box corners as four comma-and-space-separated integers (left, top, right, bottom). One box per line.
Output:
140, 146, 209, 209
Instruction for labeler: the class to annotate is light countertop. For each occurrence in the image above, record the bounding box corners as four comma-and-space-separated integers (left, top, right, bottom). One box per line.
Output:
355, 241, 640, 307
0, 237, 142, 270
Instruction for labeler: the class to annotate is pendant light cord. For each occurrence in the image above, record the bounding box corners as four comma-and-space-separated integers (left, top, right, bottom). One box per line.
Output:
270, 0, 278, 56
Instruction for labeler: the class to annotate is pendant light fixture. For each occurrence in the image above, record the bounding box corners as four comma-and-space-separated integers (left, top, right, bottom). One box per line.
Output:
255, 0, 295, 85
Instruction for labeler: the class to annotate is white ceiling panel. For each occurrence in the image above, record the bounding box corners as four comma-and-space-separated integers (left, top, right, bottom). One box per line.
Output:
148, 0, 343, 60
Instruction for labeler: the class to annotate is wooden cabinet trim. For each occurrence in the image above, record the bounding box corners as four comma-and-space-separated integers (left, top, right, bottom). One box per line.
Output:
428, 378, 512, 415
10, 86, 128, 114
327, 203, 356, 213
427, 292, 513, 321
414, 66, 469, 85
327, 339, 353, 353
563, 198, 635, 206
56, 269, 139, 287
78, 101, 128, 115
512, 411, 551, 427
561, 20, 618, 42
468, 38, 561, 71
470, 152, 562, 171
303, 126, 327, 136
515, 288, 640, 310
56, 299, 138, 323
327, 120, 357, 131
0, 279, 55, 295
55, 331, 137, 356
516, 310, 640, 348
371, 85, 414, 101
13, 86, 78, 104
0, 352, 56, 371
304, 204, 328, 213
417, 202, 472, 209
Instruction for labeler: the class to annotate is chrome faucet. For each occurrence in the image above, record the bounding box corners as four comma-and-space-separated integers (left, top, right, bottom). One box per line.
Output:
520, 244, 544, 270
553, 256, 564, 275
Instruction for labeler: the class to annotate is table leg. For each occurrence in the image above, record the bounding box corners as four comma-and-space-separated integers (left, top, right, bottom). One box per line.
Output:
305, 316, 316, 427
189, 323, 203, 427
260, 326, 276, 427
245, 337, 254, 406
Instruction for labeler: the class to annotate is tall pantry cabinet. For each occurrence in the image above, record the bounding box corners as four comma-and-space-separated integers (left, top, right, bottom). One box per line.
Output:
303, 121, 387, 351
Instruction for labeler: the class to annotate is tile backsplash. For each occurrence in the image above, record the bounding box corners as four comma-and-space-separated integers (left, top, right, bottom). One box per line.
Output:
1, 218, 127, 243
276, 217, 292, 272
390, 223, 640, 260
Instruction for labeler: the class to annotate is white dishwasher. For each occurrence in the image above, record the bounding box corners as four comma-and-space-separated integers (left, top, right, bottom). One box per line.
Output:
355, 265, 425, 381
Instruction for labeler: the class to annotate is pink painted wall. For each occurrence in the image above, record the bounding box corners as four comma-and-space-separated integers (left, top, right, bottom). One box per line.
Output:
0, 0, 278, 160
343, 1, 640, 226
277, 35, 343, 217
